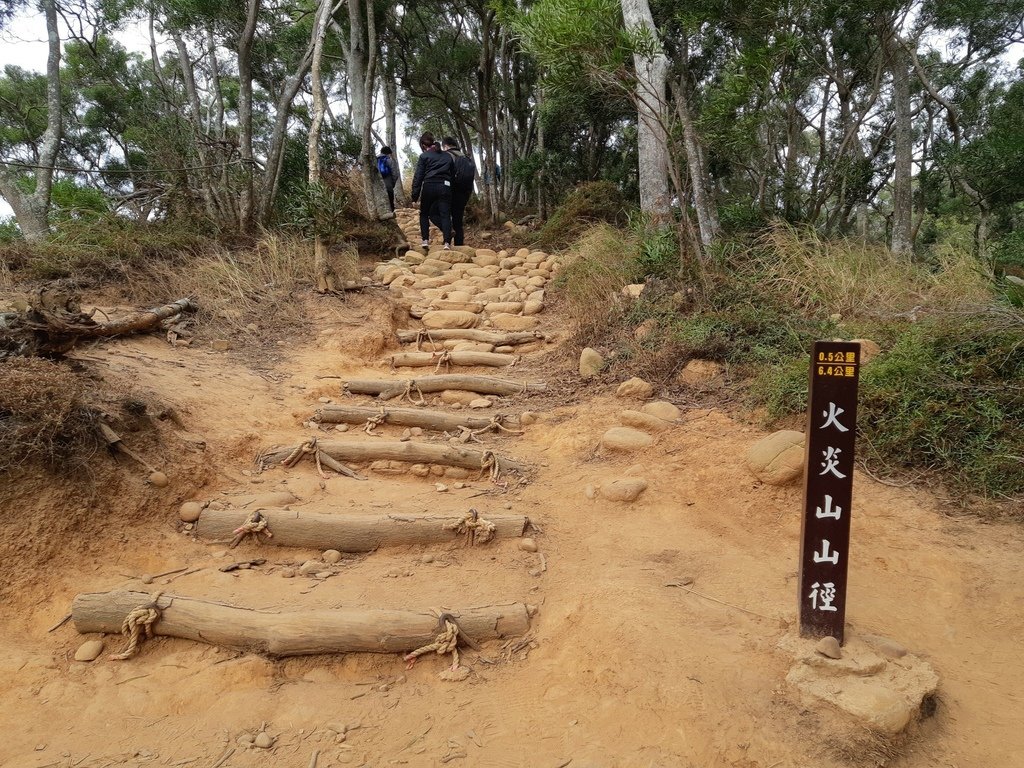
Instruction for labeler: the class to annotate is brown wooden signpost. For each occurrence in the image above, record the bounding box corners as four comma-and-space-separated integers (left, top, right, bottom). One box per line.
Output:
798, 340, 861, 643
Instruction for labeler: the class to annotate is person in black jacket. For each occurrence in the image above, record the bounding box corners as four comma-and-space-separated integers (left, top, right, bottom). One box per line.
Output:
442, 137, 476, 247
410, 132, 454, 249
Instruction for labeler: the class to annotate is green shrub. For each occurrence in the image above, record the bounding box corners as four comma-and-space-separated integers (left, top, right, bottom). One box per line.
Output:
859, 314, 1024, 497
993, 229, 1024, 276
630, 214, 679, 278
537, 181, 630, 249
558, 219, 1020, 499
0, 217, 19, 243
753, 311, 1024, 497
0, 216, 214, 281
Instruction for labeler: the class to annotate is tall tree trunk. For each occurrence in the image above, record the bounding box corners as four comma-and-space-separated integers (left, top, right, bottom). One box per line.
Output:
536, 84, 546, 219
888, 35, 913, 258
337, 1, 392, 220
782, 91, 801, 222
383, 75, 407, 206
237, 0, 260, 233
0, 0, 61, 240
620, 0, 672, 221
207, 28, 225, 141
308, 0, 333, 288
672, 76, 719, 249
257, 50, 315, 223
171, 31, 219, 222
476, 10, 499, 220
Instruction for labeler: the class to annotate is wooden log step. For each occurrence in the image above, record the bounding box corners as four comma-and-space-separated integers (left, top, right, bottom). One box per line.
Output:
344, 375, 546, 400
314, 405, 517, 433
396, 329, 543, 346
196, 509, 529, 551
389, 351, 518, 368
72, 590, 530, 658
260, 440, 530, 476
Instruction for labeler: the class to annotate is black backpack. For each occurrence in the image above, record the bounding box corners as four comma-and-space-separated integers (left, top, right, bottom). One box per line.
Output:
450, 153, 476, 190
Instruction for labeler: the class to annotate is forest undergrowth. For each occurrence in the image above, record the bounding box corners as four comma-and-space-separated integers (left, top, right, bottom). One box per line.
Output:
553, 220, 1024, 505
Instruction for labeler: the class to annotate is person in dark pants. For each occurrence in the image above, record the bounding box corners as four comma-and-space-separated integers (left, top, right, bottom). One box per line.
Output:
442, 136, 476, 247
410, 132, 455, 249
376, 146, 397, 212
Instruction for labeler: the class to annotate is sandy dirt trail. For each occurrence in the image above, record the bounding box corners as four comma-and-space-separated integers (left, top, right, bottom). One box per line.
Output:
1, 289, 1023, 768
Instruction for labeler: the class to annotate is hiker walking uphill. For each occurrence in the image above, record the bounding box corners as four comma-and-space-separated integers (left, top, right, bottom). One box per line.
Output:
377, 146, 397, 212
411, 132, 454, 250
442, 137, 476, 247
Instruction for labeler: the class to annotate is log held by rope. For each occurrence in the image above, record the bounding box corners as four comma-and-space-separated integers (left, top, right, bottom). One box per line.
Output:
260, 440, 531, 478
71, 591, 531, 658
388, 351, 519, 370
313, 404, 521, 435
196, 508, 529, 551
343, 375, 546, 401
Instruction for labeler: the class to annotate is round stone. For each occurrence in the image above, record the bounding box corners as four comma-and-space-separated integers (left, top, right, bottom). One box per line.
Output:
815, 636, 843, 659
74, 639, 104, 662
600, 427, 655, 452
746, 430, 805, 485
148, 471, 169, 488
641, 401, 681, 421
253, 732, 274, 749
599, 478, 649, 502
322, 549, 342, 564
615, 377, 654, 399
179, 502, 203, 523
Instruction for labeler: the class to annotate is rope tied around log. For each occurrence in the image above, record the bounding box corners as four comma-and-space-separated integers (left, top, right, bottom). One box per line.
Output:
472, 415, 524, 438
231, 510, 273, 548
404, 614, 468, 670
270, 437, 367, 480
281, 439, 317, 468
452, 414, 525, 445
364, 407, 389, 435
402, 380, 426, 406
280, 437, 331, 479
443, 508, 497, 546
415, 328, 436, 351
480, 450, 500, 482
109, 592, 163, 661
433, 350, 453, 374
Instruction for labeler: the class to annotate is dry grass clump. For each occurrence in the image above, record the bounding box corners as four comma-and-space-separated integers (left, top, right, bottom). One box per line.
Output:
117, 232, 356, 335
0, 358, 101, 472
756, 224, 991, 318
554, 223, 641, 342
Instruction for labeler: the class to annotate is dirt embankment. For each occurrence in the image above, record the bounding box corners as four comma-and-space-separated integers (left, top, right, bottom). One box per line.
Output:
1, 240, 1023, 768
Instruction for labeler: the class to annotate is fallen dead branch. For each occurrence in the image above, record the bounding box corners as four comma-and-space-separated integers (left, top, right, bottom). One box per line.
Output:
1, 284, 197, 357
344, 375, 546, 401
260, 439, 530, 477
196, 509, 529, 550
71, 590, 531, 657
314, 404, 520, 434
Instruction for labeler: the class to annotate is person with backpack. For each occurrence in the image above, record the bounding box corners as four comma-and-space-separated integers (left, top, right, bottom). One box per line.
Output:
410, 131, 455, 250
442, 137, 476, 247
376, 146, 397, 212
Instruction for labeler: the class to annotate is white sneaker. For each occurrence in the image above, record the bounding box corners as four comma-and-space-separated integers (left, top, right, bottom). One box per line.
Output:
443, 243, 451, 251
421, 240, 429, 248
